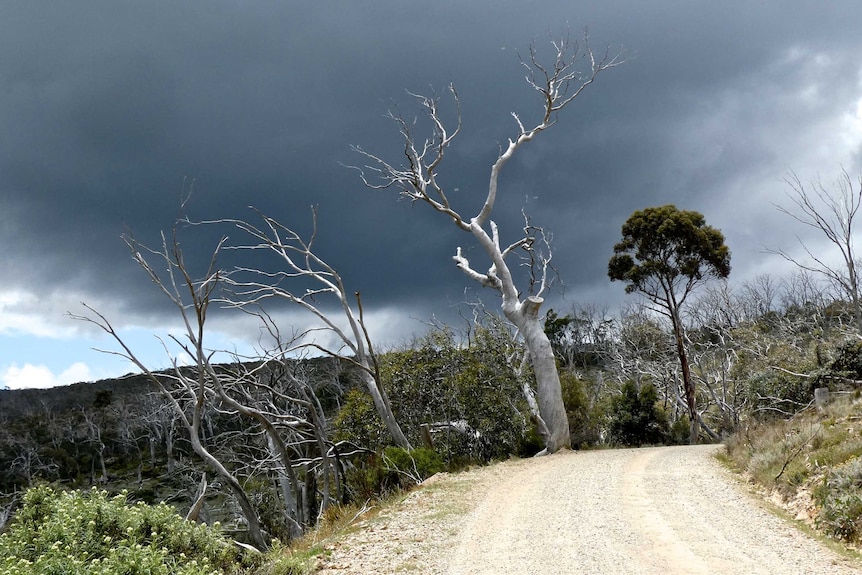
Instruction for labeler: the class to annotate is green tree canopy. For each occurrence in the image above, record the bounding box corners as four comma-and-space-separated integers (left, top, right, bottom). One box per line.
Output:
608, 205, 731, 308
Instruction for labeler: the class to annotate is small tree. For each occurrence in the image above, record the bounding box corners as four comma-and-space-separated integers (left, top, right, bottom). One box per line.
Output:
74, 232, 272, 549
356, 33, 625, 453
772, 169, 862, 334
74, 226, 357, 546
608, 205, 730, 443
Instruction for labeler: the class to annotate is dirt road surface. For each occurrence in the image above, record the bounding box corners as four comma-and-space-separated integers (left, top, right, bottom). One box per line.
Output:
317, 445, 862, 574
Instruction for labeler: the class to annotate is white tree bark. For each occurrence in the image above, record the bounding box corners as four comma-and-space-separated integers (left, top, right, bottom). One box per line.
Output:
511, 296, 570, 451
75, 224, 375, 544
75, 285, 270, 549
206, 209, 412, 450
356, 33, 624, 452
772, 169, 862, 334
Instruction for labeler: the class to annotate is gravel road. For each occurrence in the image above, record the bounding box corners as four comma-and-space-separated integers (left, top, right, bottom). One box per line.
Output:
317, 445, 862, 574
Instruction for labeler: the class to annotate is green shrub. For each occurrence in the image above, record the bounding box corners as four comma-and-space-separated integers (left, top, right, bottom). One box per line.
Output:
333, 389, 389, 451
516, 425, 546, 457
606, 382, 669, 447
342, 447, 444, 501
381, 447, 444, 485
827, 339, 862, 381
0, 485, 247, 575
667, 414, 691, 445
560, 371, 602, 448
818, 492, 862, 542
377, 327, 531, 464
816, 457, 862, 542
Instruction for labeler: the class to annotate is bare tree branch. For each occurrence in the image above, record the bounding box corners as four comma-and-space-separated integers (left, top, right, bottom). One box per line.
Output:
354, 32, 624, 452
770, 168, 862, 333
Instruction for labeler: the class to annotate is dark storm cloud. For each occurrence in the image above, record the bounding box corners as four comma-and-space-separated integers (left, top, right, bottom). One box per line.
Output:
2, 1, 862, 333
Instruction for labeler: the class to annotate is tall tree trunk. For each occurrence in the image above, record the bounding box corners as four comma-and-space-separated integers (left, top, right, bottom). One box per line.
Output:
505, 296, 571, 452
357, 368, 411, 449
267, 434, 302, 539
97, 443, 108, 483
188, 431, 267, 550
166, 424, 175, 474
149, 436, 157, 469
670, 311, 699, 444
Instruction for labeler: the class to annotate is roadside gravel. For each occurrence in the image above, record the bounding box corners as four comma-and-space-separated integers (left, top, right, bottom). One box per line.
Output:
315, 445, 862, 574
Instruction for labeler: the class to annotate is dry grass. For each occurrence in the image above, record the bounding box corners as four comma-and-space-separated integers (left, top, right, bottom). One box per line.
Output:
256, 497, 395, 575
724, 393, 862, 545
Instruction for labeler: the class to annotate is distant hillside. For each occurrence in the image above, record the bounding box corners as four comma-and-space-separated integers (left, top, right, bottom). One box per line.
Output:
0, 356, 357, 423
0, 373, 157, 422
0, 355, 356, 519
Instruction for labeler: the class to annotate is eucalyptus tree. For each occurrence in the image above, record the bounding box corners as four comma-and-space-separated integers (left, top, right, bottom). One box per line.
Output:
608, 205, 731, 443
354, 33, 625, 453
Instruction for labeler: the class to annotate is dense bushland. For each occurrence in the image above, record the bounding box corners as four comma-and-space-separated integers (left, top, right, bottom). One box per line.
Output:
5, 276, 862, 556
606, 382, 672, 447
337, 327, 538, 462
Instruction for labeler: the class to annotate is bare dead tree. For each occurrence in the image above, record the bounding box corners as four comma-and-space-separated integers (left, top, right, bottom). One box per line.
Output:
772, 169, 862, 334
739, 274, 780, 321
139, 394, 179, 473
72, 231, 273, 549
608, 303, 677, 406
0, 493, 17, 532
74, 223, 361, 545
685, 285, 746, 435
353, 33, 624, 453
78, 407, 109, 484
199, 207, 412, 450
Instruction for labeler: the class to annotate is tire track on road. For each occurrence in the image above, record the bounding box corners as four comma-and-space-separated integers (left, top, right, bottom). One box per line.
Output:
451, 445, 860, 575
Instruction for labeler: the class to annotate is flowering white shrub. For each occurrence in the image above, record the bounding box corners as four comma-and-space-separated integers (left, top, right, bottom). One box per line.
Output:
0, 485, 244, 575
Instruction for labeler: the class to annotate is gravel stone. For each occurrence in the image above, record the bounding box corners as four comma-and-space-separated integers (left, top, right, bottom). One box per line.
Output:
316, 445, 862, 574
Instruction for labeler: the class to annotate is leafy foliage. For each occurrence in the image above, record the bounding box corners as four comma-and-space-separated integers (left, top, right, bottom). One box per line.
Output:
827, 339, 862, 381
379, 327, 532, 463
339, 448, 444, 501
381, 447, 445, 488
816, 457, 862, 542
609, 205, 731, 443
0, 485, 247, 575
606, 382, 670, 447
333, 388, 388, 449
559, 371, 602, 448
608, 204, 731, 298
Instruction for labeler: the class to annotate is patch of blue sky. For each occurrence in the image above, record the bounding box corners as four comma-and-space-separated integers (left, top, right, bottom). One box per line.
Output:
0, 326, 256, 390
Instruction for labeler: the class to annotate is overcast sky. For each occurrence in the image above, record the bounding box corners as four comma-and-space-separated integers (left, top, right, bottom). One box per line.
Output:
2, 1, 862, 389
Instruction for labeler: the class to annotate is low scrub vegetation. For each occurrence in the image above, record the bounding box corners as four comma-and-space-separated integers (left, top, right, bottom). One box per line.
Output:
0, 485, 251, 575
725, 394, 862, 545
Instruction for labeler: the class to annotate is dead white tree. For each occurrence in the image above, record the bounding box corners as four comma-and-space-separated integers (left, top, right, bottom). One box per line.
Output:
354, 34, 624, 452
772, 169, 862, 334
203, 208, 412, 450
72, 232, 272, 550
77, 197, 421, 544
